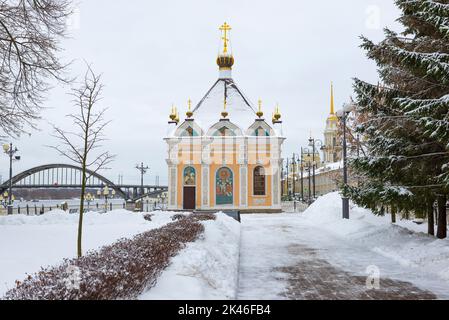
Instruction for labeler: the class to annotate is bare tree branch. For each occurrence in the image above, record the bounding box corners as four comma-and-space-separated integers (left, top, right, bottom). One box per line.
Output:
0, 0, 73, 138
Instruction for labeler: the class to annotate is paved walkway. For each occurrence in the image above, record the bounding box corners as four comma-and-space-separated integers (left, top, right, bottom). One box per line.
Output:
237, 214, 439, 300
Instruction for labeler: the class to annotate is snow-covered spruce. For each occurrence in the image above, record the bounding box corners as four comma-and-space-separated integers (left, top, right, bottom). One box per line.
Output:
2, 214, 215, 300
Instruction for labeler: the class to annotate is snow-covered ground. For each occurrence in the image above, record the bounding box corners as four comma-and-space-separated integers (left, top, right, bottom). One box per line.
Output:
0, 210, 174, 296
302, 192, 449, 287
238, 193, 449, 299
140, 213, 241, 300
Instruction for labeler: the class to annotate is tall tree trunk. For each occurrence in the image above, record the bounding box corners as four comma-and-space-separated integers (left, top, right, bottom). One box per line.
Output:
428, 201, 435, 236
77, 171, 86, 258
391, 206, 397, 224
437, 195, 447, 240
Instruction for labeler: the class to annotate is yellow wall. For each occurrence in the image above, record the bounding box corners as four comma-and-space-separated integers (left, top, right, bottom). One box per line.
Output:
174, 137, 276, 209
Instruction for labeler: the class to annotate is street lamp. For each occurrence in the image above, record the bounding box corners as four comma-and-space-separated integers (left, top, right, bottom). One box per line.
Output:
97, 186, 116, 212
85, 193, 94, 211
336, 102, 356, 220
308, 137, 324, 199
3, 143, 20, 215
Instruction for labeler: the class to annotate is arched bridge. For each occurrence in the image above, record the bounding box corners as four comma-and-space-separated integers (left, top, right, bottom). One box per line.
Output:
0, 164, 167, 201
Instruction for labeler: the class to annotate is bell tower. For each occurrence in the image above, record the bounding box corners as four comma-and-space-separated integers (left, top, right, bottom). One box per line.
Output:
323, 83, 341, 163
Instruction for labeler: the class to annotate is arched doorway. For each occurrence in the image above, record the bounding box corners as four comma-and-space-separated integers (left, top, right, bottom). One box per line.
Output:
216, 167, 233, 206
183, 167, 196, 210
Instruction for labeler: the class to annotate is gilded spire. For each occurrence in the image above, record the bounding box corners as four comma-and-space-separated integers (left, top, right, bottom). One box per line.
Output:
328, 83, 338, 121
186, 98, 193, 119
330, 82, 335, 115
256, 98, 264, 119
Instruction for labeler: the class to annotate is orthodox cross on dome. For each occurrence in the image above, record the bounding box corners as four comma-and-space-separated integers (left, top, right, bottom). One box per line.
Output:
219, 22, 232, 54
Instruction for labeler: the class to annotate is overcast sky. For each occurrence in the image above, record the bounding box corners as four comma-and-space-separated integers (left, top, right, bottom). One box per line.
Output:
0, 0, 402, 186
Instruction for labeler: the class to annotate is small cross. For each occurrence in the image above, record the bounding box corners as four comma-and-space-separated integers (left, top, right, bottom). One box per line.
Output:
219, 22, 232, 54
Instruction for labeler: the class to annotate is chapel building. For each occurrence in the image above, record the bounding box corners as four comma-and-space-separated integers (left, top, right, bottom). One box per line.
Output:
164, 23, 286, 213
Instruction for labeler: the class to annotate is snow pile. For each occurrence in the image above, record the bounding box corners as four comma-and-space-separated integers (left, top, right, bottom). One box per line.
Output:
140, 212, 241, 300
0, 210, 175, 296
303, 193, 449, 286
4, 214, 207, 300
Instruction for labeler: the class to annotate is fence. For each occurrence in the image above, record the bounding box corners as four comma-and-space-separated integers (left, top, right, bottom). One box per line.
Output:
1, 201, 168, 216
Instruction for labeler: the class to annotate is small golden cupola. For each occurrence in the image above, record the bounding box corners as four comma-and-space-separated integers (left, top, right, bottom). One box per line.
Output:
186, 99, 194, 119
217, 22, 235, 78
273, 104, 282, 123
169, 105, 177, 123
256, 99, 264, 119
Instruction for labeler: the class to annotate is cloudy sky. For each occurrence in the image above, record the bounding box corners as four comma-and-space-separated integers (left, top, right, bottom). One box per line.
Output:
0, 0, 401, 186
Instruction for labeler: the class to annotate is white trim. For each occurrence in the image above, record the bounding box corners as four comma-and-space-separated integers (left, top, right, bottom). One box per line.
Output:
181, 165, 197, 210
201, 165, 210, 209
240, 166, 248, 207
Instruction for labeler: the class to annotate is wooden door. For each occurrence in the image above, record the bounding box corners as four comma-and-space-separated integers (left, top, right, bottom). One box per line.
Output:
183, 187, 196, 210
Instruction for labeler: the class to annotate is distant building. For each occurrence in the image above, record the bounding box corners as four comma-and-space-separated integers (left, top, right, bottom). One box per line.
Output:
322, 83, 342, 164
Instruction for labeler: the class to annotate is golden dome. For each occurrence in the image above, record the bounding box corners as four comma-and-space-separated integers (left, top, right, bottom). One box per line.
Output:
217, 55, 235, 70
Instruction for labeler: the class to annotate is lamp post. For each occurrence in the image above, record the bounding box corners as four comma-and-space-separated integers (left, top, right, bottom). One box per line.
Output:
85, 193, 94, 211
336, 103, 355, 220
308, 137, 324, 199
3, 143, 20, 215
97, 186, 116, 212
300, 148, 304, 202
135, 162, 149, 198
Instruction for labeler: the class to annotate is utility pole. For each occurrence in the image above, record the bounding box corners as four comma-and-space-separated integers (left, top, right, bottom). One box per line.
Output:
135, 163, 149, 197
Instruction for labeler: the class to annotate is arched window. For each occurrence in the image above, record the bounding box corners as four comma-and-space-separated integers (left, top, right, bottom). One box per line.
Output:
213, 126, 236, 137
181, 126, 199, 137
254, 126, 270, 137
183, 167, 196, 186
254, 166, 266, 196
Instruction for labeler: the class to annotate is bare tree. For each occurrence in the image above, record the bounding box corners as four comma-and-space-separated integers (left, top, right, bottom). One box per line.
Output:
51, 65, 115, 258
0, 0, 72, 137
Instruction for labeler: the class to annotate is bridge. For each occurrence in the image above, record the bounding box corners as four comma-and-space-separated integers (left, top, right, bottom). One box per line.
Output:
0, 164, 167, 201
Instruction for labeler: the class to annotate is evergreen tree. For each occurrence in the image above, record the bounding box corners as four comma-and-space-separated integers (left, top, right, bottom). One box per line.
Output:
346, 0, 449, 238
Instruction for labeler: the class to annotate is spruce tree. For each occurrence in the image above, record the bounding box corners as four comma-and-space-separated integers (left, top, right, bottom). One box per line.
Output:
347, 0, 449, 238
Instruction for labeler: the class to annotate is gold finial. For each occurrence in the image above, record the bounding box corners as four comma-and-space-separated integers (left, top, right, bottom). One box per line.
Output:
256, 98, 264, 119
169, 104, 177, 121
186, 98, 193, 118
274, 104, 282, 122
219, 22, 232, 54
221, 99, 229, 119
330, 82, 335, 115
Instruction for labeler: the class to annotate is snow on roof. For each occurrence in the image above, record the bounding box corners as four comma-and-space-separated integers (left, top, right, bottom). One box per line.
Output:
192, 78, 257, 131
